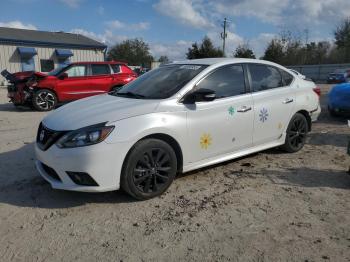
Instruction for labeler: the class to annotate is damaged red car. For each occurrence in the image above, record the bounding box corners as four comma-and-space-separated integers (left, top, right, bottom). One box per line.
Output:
1, 61, 137, 111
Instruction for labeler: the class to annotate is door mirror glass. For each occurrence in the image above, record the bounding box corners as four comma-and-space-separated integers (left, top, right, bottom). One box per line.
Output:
183, 88, 216, 104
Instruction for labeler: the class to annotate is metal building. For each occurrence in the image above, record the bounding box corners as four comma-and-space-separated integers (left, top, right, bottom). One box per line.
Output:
0, 27, 107, 85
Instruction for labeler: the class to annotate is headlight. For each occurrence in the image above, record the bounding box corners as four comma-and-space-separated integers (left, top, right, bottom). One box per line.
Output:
56, 123, 114, 148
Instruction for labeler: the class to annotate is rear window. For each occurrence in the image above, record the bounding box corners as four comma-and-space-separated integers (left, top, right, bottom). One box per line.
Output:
280, 69, 294, 86
249, 64, 283, 92
111, 64, 120, 73
91, 64, 111, 75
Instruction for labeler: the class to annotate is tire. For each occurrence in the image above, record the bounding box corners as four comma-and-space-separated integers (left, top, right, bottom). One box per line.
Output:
121, 139, 178, 200
282, 113, 308, 153
32, 89, 57, 111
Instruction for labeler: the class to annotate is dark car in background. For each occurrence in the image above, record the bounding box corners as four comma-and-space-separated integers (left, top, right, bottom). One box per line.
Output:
327, 69, 350, 84
2, 61, 137, 111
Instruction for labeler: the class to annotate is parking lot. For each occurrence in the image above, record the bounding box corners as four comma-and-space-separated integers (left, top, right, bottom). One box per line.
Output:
0, 85, 349, 261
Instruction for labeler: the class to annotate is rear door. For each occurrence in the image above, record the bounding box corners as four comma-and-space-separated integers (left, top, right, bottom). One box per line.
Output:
110, 64, 126, 87
86, 64, 114, 93
247, 63, 295, 146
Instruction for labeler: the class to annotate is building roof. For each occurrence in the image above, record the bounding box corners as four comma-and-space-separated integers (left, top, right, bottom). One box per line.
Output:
0, 27, 107, 49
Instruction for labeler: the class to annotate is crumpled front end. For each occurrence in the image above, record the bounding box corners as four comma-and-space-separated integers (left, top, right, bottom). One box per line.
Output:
1, 69, 46, 106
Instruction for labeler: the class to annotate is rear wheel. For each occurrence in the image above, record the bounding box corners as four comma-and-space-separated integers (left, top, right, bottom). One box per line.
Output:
282, 113, 308, 153
32, 89, 57, 111
121, 139, 177, 200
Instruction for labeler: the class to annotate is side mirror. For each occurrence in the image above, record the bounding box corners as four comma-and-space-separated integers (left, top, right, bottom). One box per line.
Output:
183, 88, 216, 104
58, 72, 68, 80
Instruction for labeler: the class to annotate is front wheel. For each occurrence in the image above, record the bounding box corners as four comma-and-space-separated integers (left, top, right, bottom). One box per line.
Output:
282, 113, 308, 153
32, 89, 57, 111
121, 139, 178, 200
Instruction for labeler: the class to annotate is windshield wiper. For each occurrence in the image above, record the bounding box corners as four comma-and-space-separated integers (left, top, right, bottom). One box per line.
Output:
115, 91, 146, 99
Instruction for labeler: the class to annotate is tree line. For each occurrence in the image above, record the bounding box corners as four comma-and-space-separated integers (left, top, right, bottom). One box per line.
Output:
263, 18, 350, 65
107, 17, 350, 67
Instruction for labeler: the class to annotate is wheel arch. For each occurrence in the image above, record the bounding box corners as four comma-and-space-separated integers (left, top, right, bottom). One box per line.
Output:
124, 133, 184, 173
110, 84, 124, 93
296, 110, 311, 131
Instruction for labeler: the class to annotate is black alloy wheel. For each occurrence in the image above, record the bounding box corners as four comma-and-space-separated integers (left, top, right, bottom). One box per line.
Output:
282, 113, 308, 153
121, 139, 177, 200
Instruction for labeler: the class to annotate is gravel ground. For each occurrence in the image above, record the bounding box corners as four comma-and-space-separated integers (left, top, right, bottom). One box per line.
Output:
0, 85, 349, 262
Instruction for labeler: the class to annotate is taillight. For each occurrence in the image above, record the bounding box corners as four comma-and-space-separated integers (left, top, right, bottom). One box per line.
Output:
313, 86, 321, 97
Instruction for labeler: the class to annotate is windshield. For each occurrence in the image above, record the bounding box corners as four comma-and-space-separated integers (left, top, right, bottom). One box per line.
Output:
112, 64, 207, 99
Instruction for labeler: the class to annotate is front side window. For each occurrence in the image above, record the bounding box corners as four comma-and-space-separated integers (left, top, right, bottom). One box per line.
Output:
196, 64, 246, 98
40, 59, 54, 72
249, 64, 283, 92
113, 64, 207, 99
91, 64, 111, 75
21, 57, 35, 71
64, 65, 86, 77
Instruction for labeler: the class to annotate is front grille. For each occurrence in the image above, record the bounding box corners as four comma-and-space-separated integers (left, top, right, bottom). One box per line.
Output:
36, 123, 68, 151
41, 163, 61, 182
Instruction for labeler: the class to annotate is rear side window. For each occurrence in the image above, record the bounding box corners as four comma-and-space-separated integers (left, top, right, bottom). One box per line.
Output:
91, 64, 111, 75
111, 64, 120, 73
280, 69, 294, 86
249, 64, 283, 92
196, 64, 246, 98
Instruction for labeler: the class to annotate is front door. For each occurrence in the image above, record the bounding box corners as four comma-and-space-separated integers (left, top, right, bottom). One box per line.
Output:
247, 64, 295, 146
55, 64, 89, 101
185, 64, 254, 163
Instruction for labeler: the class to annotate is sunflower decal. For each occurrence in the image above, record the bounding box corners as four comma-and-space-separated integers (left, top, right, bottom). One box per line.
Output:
200, 133, 212, 149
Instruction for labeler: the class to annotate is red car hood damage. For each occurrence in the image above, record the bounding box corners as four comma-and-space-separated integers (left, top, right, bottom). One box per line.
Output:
11, 71, 47, 82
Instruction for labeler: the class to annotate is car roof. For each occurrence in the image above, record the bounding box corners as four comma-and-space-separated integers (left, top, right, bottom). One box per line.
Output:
71, 61, 127, 65
170, 58, 283, 67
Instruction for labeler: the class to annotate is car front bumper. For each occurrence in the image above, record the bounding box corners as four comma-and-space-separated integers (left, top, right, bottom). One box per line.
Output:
35, 141, 130, 192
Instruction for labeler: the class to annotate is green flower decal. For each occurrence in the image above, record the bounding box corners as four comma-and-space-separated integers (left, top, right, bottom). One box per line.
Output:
228, 106, 235, 116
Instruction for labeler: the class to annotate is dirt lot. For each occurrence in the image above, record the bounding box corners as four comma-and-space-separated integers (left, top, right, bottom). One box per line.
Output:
0, 85, 349, 262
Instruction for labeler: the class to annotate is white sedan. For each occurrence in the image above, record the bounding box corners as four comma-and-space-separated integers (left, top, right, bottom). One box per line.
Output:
35, 58, 321, 200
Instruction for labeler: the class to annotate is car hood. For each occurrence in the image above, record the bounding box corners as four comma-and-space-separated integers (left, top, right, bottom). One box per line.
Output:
42, 94, 160, 131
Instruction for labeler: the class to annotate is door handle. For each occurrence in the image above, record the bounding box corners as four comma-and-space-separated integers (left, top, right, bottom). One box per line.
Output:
282, 98, 294, 104
237, 106, 252, 113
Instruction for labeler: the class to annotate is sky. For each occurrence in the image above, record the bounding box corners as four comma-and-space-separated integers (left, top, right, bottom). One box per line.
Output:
0, 0, 349, 60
